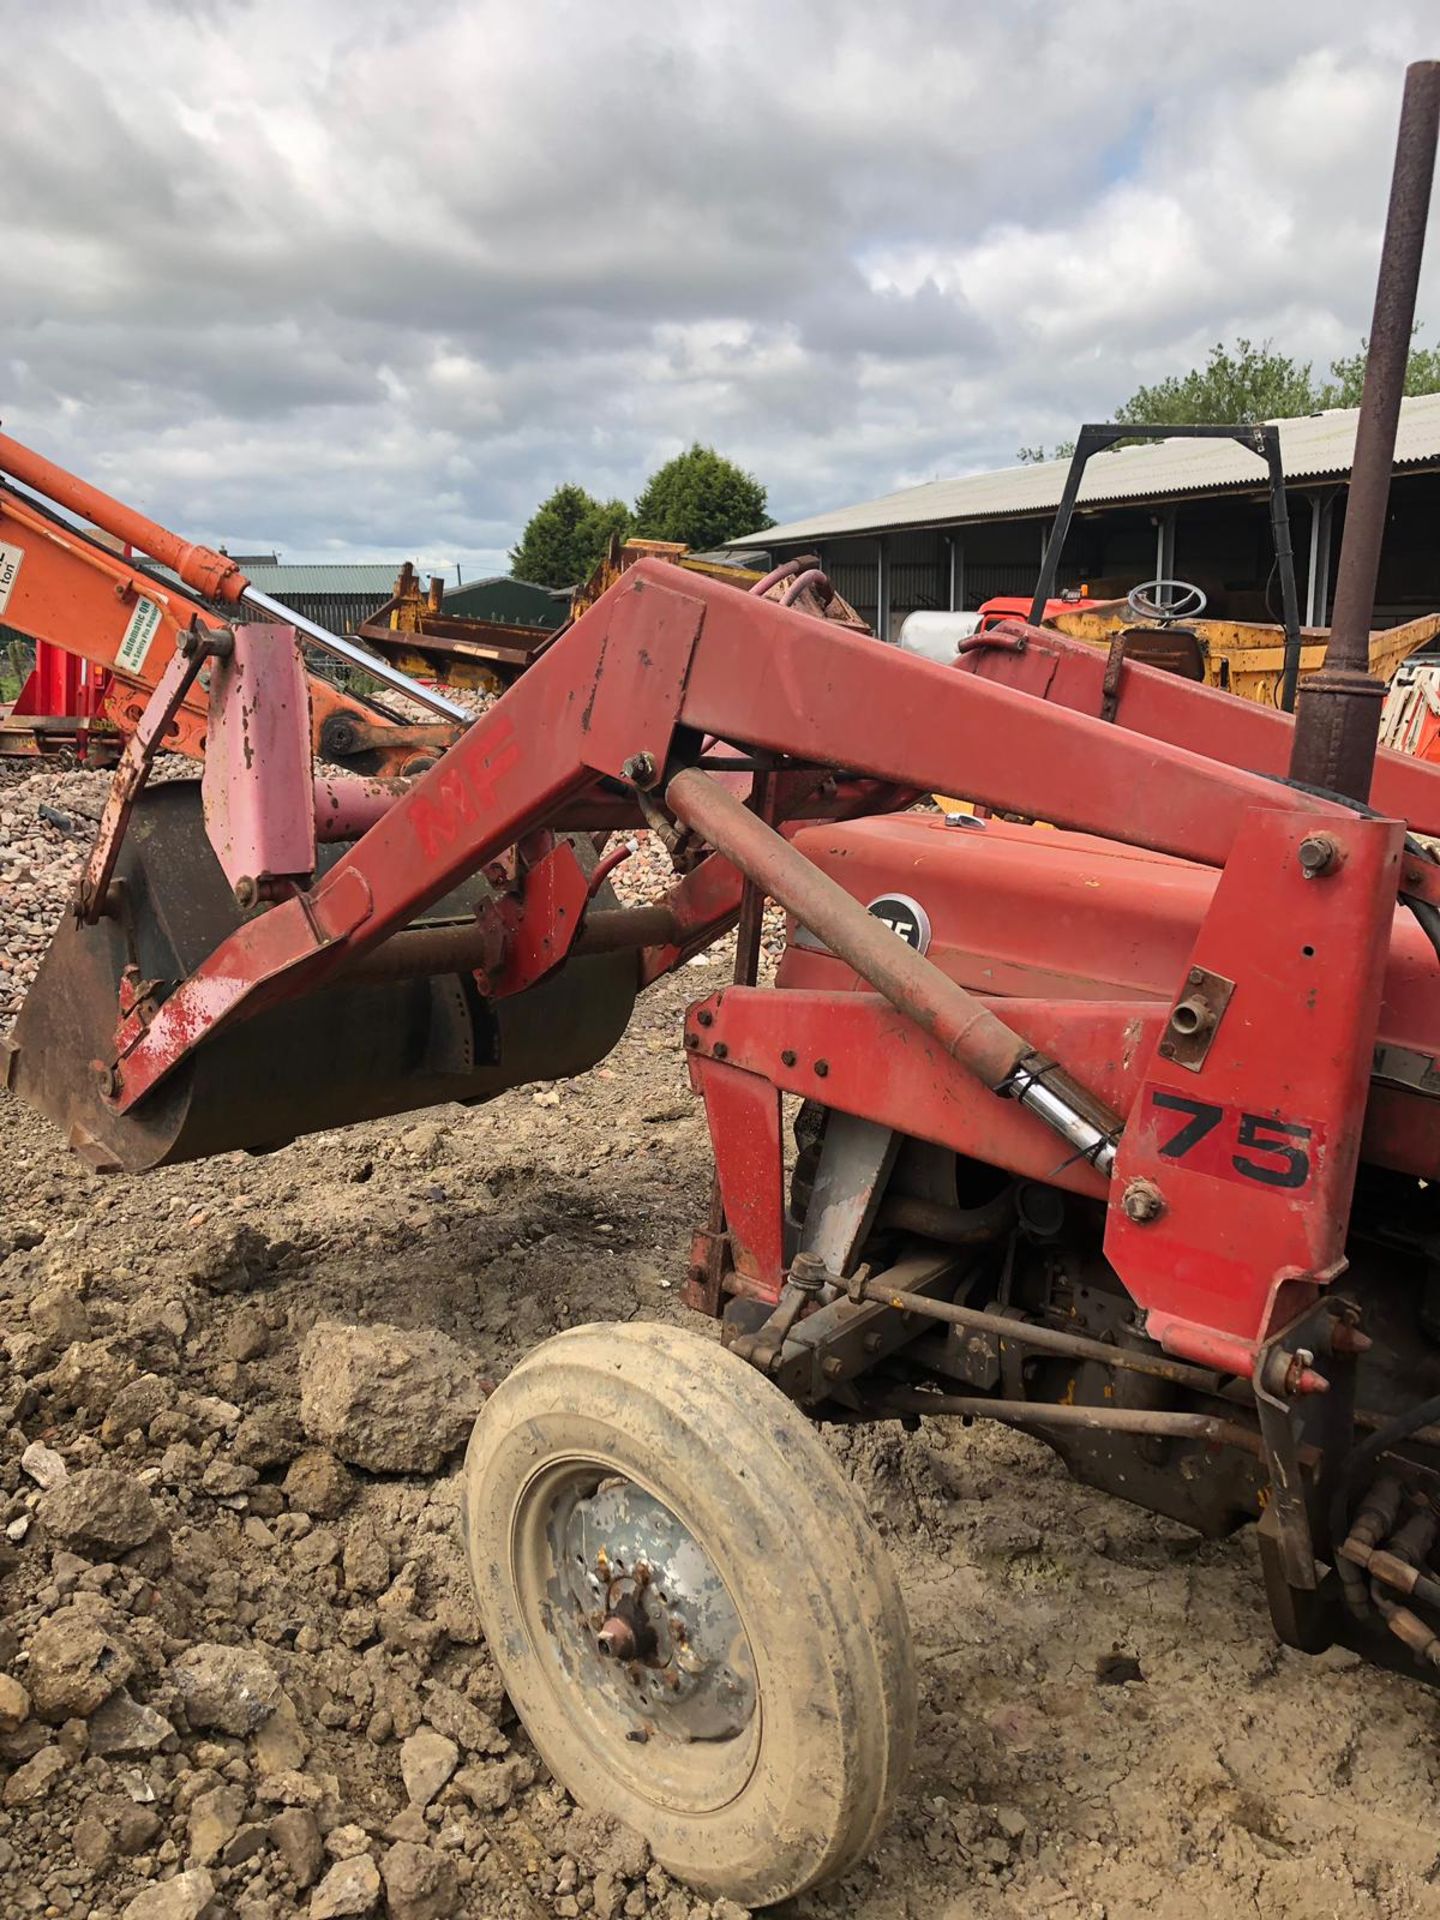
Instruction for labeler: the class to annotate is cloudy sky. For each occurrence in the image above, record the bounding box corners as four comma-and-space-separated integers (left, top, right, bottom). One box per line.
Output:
3, 0, 1436, 574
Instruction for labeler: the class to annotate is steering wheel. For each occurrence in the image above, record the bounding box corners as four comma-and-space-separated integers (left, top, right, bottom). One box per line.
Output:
1126, 578, 1208, 624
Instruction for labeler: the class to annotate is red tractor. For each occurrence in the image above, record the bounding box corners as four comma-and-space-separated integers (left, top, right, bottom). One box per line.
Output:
2, 57, 1439, 1914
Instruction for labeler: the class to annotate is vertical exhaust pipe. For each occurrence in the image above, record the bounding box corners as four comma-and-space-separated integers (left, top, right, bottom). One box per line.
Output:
1289, 61, 1440, 802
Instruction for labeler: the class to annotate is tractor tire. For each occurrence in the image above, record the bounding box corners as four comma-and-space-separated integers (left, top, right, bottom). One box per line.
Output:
461, 1319, 915, 1908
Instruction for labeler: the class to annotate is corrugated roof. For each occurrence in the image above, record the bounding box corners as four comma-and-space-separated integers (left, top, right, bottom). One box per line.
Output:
240, 562, 405, 594
734, 391, 1440, 547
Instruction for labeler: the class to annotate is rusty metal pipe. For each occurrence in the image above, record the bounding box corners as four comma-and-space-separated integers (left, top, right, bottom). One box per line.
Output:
313, 775, 411, 842
871, 1389, 1267, 1456
340, 905, 679, 984
859, 1283, 1221, 1392
574, 905, 680, 953
1290, 61, 1440, 799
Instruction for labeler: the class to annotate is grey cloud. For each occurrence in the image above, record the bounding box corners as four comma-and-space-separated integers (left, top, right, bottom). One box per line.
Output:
0, 0, 1435, 570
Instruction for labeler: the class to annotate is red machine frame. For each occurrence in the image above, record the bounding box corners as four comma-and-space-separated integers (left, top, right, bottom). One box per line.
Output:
50, 558, 1440, 1413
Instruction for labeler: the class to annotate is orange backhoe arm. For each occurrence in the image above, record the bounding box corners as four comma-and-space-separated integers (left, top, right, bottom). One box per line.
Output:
0, 431, 465, 776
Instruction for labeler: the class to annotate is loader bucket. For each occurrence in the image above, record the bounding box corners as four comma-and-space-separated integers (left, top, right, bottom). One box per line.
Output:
5, 783, 638, 1172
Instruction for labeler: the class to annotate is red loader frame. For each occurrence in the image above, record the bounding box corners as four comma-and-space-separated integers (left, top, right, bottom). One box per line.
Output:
65, 560, 1440, 1413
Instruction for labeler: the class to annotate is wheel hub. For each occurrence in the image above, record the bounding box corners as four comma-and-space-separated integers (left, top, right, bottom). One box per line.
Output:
556, 1477, 757, 1744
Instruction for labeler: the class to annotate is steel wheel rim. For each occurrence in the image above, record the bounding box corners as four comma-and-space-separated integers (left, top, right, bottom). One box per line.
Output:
509, 1453, 763, 1815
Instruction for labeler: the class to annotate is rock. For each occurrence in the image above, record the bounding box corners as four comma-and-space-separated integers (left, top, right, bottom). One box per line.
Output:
26, 1604, 135, 1719
400, 1727, 459, 1808
188, 1780, 249, 1865
453, 1753, 535, 1813
200, 1458, 259, 1498
283, 1449, 356, 1518
76, 1790, 163, 1865
292, 1527, 340, 1573
309, 1852, 382, 1918
189, 1222, 287, 1294
172, 1642, 281, 1735
381, 1840, 460, 1920
72, 1811, 115, 1870
116, 1803, 164, 1854
252, 1691, 310, 1774
187, 1393, 241, 1433
101, 1373, 171, 1445
2, 1741, 68, 1806
401, 1121, 447, 1159
28, 1284, 91, 1348
342, 1520, 390, 1595
325, 1823, 372, 1860
0, 1672, 31, 1732
87, 1687, 175, 1756
221, 1822, 271, 1867
120, 1868, 216, 1920
300, 1321, 486, 1473
0, 1719, 48, 1764
223, 1306, 272, 1362
422, 1685, 504, 1756
38, 1466, 159, 1553
234, 1405, 302, 1470
159, 1443, 203, 1486
48, 1337, 131, 1411
20, 1440, 69, 1491
271, 1806, 324, 1888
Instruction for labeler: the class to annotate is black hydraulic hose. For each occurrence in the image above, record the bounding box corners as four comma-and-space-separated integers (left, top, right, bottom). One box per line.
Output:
1328, 1390, 1440, 1573
1403, 890, 1440, 965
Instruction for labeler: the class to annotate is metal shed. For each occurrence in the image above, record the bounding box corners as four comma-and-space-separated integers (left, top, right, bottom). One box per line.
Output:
727, 393, 1440, 639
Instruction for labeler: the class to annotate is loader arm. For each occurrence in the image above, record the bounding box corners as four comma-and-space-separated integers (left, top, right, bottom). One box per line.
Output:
88, 555, 1439, 1121
0, 436, 463, 778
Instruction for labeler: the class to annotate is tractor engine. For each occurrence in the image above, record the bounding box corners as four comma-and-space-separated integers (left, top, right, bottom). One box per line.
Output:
694, 808, 1440, 1610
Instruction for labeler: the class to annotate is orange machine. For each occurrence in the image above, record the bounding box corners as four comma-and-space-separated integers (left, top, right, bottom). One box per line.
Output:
0, 433, 466, 777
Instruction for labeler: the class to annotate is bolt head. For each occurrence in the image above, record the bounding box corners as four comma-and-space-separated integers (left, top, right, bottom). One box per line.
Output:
1298, 834, 1338, 879
1121, 1179, 1165, 1224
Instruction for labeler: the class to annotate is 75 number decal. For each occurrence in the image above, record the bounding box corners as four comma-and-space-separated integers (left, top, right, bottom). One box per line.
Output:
1139, 1087, 1321, 1192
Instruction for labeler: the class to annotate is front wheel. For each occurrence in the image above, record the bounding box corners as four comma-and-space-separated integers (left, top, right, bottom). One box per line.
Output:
461, 1320, 915, 1908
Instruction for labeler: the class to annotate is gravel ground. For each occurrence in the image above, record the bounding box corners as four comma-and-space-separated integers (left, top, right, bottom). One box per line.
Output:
3, 760, 1440, 1919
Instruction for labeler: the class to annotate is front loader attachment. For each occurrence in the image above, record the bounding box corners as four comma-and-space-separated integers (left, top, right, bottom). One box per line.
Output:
4, 783, 638, 1172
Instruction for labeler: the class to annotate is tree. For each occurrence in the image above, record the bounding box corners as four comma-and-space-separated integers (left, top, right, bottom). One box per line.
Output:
510, 485, 630, 589
631, 444, 771, 551
1017, 440, 1076, 465
1112, 338, 1319, 427
1322, 329, 1440, 406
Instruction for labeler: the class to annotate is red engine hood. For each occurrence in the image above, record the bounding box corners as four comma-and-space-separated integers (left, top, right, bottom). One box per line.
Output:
775, 811, 1440, 1180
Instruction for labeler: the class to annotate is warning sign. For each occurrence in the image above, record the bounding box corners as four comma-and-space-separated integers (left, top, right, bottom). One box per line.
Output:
0, 542, 22, 617
116, 596, 163, 675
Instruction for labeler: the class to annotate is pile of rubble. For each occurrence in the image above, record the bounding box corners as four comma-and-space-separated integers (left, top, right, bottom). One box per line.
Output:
0, 763, 113, 1029
0, 1237, 751, 1919
0, 753, 767, 1916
